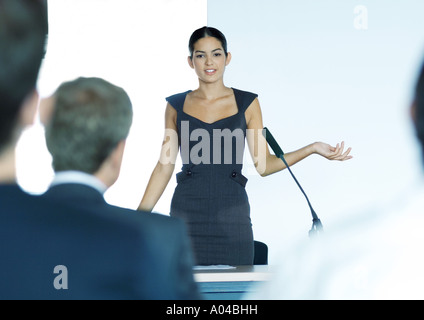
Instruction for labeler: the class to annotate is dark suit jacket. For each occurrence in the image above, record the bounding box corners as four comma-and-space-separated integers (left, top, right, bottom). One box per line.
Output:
0, 183, 201, 300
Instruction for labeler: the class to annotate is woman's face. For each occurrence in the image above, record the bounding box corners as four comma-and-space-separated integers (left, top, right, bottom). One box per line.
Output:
188, 36, 231, 84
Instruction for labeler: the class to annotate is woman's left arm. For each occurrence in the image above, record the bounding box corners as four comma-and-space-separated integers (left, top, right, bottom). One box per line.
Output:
245, 98, 352, 177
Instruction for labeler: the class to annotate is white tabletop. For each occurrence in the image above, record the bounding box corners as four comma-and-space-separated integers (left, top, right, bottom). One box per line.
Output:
193, 265, 273, 283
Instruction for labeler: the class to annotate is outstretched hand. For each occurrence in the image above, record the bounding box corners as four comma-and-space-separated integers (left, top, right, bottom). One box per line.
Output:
314, 141, 353, 161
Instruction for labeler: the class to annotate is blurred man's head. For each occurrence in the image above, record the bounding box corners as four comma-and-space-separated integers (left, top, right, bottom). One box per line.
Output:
413, 61, 424, 163
0, 0, 47, 153
44, 77, 133, 187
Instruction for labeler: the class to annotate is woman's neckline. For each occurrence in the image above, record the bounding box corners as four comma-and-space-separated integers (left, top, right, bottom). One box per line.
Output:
181, 87, 239, 125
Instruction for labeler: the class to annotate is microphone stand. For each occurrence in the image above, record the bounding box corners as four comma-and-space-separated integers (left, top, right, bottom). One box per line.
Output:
262, 127, 323, 237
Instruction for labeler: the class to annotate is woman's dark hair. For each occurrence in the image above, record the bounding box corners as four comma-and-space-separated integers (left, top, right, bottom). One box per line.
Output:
188, 26, 228, 59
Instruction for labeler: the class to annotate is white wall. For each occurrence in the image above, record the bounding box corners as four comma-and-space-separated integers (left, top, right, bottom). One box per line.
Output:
16, 0, 207, 213
208, 0, 424, 263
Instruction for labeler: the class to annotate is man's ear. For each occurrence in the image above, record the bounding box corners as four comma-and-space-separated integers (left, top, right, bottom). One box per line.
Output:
110, 140, 127, 170
187, 56, 194, 69
39, 95, 55, 126
19, 90, 39, 127
95, 140, 127, 188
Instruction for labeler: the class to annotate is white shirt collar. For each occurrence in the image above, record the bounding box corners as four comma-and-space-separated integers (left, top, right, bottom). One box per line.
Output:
50, 171, 108, 195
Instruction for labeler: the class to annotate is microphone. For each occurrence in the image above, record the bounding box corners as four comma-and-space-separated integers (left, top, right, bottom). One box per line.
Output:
262, 127, 323, 237
262, 127, 284, 158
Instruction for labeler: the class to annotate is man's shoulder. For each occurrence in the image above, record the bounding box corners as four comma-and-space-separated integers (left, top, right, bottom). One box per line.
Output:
0, 184, 61, 216
109, 205, 186, 233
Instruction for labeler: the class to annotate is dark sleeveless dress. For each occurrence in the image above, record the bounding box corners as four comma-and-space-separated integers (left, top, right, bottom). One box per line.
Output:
167, 88, 258, 266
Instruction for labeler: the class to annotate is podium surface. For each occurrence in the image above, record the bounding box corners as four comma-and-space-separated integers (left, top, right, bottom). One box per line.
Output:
194, 265, 272, 300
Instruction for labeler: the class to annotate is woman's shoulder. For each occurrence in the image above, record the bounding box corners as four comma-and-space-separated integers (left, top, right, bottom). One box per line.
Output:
166, 90, 192, 101
166, 90, 192, 111
231, 87, 259, 111
231, 87, 258, 96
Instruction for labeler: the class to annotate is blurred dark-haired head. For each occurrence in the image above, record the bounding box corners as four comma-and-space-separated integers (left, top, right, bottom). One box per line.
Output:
0, 0, 48, 152
413, 60, 424, 162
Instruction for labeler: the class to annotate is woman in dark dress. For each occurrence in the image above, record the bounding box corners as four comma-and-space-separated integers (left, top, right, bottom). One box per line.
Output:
138, 27, 352, 266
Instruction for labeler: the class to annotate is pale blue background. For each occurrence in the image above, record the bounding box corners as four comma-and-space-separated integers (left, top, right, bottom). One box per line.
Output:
208, 0, 424, 262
